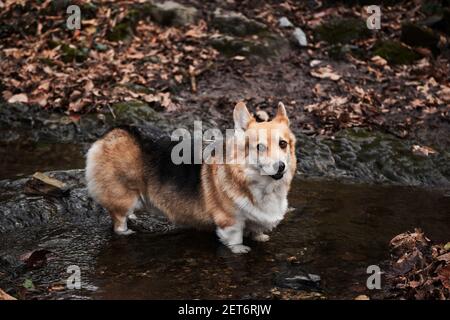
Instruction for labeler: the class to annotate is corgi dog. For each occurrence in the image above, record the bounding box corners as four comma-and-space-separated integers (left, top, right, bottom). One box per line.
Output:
85, 102, 296, 253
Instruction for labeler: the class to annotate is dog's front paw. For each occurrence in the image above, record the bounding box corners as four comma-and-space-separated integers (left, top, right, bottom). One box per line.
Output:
252, 233, 270, 242
229, 244, 251, 254
115, 229, 135, 236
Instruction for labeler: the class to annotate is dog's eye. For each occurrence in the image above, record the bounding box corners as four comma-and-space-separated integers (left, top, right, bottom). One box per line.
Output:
279, 140, 288, 149
257, 143, 267, 152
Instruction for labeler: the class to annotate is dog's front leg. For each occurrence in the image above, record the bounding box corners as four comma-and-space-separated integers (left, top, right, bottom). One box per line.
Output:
216, 219, 250, 254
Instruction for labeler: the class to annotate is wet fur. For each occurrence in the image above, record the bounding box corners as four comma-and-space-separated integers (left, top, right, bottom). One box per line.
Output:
86, 103, 296, 253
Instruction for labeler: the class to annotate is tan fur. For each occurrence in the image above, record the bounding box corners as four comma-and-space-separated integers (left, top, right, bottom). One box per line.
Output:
86, 102, 296, 245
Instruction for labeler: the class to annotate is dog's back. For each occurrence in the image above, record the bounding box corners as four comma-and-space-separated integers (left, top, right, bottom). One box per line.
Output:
85, 127, 209, 234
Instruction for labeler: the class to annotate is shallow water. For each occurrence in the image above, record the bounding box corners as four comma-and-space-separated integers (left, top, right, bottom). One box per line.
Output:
1, 178, 449, 300
0, 140, 85, 179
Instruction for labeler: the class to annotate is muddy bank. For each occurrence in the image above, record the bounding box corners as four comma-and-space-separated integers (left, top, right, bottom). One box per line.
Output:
1, 170, 449, 299
1, 103, 449, 186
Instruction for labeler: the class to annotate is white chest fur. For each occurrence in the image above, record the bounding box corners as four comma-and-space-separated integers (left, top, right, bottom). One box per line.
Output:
235, 180, 288, 231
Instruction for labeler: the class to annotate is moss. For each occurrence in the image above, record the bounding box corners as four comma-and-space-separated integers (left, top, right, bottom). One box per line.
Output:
209, 34, 288, 58
80, 2, 98, 19
60, 44, 89, 63
400, 23, 439, 53
106, 23, 133, 42
373, 40, 421, 65
212, 11, 268, 37
111, 101, 160, 122
315, 18, 370, 44
38, 57, 57, 66
106, 8, 142, 42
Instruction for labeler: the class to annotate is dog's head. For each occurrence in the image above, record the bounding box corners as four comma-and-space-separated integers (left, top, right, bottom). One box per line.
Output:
233, 101, 296, 181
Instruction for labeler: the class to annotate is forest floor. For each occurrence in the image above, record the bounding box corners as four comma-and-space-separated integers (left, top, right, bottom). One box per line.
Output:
0, 0, 449, 149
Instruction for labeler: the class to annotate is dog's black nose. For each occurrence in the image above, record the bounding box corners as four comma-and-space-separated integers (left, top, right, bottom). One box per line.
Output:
275, 161, 285, 174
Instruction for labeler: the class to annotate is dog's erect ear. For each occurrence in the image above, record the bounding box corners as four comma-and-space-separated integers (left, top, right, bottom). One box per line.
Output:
234, 101, 254, 131
274, 102, 289, 125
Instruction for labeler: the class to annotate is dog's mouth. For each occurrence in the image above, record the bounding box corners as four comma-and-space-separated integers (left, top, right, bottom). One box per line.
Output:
270, 172, 284, 180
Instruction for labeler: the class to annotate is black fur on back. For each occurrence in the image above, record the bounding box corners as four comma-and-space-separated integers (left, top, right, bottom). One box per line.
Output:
108, 125, 202, 196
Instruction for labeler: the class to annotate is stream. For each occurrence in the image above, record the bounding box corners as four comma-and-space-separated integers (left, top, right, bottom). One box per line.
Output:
0, 140, 449, 299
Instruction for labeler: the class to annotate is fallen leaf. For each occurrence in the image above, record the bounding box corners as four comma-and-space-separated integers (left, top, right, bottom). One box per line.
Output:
437, 265, 450, 289
0, 289, 16, 300
438, 87, 450, 103
371, 55, 387, 66
310, 66, 341, 81
23, 279, 35, 290
437, 252, 450, 263
444, 242, 450, 251
8, 93, 28, 104
412, 145, 437, 157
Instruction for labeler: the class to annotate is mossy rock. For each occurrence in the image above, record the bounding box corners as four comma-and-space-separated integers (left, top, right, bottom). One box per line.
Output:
212, 9, 268, 37
373, 40, 421, 65
60, 44, 89, 63
146, 1, 198, 27
401, 23, 439, 53
315, 18, 371, 44
209, 34, 289, 58
111, 101, 161, 123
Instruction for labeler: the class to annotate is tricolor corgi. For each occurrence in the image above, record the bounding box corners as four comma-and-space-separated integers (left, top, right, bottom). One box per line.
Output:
85, 102, 296, 253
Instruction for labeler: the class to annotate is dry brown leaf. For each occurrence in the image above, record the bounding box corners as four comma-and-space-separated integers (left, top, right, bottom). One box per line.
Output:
437, 264, 450, 289
438, 87, 450, 103
371, 55, 387, 66
310, 66, 341, 81
412, 145, 437, 157
8, 93, 28, 104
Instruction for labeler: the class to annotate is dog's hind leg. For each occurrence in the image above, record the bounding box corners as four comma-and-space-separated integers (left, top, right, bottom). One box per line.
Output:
107, 192, 140, 235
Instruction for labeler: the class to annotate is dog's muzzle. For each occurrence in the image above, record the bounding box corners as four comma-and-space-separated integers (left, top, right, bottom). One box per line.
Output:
271, 161, 286, 180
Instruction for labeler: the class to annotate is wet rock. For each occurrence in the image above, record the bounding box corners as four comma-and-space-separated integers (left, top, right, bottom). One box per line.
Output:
274, 263, 321, 292
209, 34, 289, 58
401, 23, 440, 54
0, 254, 25, 278
147, 1, 198, 27
297, 128, 450, 186
0, 169, 175, 234
373, 40, 421, 64
212, 9, 268, 37
279, 17, 294, 28
291, 27, 308, 47
315, 18, 370, 44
